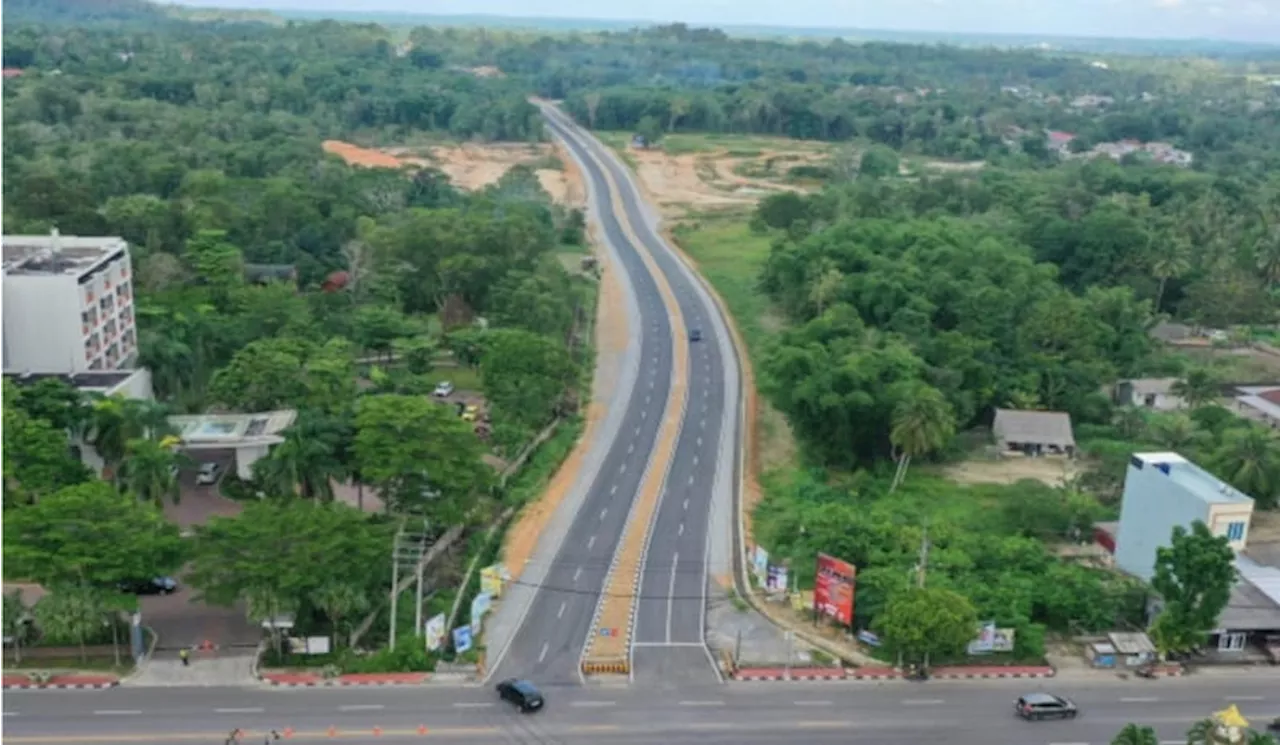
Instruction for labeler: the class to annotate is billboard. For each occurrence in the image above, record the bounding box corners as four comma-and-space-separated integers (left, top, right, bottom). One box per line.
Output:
424, 613, 447, 652
452, 626, 473, 654
813, 553, 856, 625
470, 593, 492, 634
967, 622, 1015, 655
480, 565, 508, 598
752, 546, 769, 587
766, 565, 788, 594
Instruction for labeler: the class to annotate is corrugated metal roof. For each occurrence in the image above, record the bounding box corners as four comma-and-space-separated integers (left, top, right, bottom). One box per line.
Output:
1237, 555, 1280, 607
992, 409, 1075, 448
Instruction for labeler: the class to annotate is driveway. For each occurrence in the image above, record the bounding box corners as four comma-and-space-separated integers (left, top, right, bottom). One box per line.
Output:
165, 450, 240, 530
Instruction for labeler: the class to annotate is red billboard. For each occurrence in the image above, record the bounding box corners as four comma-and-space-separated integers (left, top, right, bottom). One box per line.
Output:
813, 553, 856, 625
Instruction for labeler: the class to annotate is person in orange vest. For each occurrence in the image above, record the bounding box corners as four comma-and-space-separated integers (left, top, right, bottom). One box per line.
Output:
179, 647, 190, 666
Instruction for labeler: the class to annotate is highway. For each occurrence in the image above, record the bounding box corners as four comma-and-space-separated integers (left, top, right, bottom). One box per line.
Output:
5, 678, 1276, 743
484, 107, 677, 684
543, 107, 737, 687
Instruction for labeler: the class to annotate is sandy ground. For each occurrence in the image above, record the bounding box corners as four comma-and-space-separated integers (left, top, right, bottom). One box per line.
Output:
324, 140, 583, 205
945, 455, 1083, 487
624, 145, 827, 218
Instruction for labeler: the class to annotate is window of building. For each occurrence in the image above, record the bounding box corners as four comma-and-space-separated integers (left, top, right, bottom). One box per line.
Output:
1226, 521, 1246, 542
1218, 632, 1246, 652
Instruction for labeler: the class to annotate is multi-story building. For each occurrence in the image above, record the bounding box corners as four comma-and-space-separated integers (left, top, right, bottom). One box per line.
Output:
1114, 452, 1254, 582
2, 231, 137, 373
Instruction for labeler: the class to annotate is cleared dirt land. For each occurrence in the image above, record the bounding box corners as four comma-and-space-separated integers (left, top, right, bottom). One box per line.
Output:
322, 140, 583, 206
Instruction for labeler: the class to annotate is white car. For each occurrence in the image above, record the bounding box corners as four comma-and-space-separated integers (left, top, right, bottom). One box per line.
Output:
195, 462, 222, 485
433, 381, 455, 398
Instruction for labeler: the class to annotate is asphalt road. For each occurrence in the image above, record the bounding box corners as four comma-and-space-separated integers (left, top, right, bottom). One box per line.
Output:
5, 678, 1276, 743
559, 113, 733, 684
485, 111, 675, 685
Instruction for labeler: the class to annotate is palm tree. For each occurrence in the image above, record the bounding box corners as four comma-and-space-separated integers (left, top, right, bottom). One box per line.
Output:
254, 416, 345, 500
87, 395, 174, 480
121, 436, 184, 507
1152, 413, 1207, 451
311, 582, 370, 649
1255, 217, 1280, 290
1111, 723, 1158, 745
1113, 406, 1148, 440
1151, 238, 1192, 312
889, 385, 957, 492
1212, 427, 1280, 508
1171, 369, 1221, 409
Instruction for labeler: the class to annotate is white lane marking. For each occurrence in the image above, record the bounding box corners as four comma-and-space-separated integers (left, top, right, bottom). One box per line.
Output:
620, 463, 627, 474
665, 552, 680, 642
573, 566, 583, 582
339, 704, 385, 711
635, 426, 641, 436
557, 602, 567, 619
687, 475, 695, 485
1048, 742, 1089, 745
571, 700, 617, 708
700, 419, 706, 429
641, 411, 647, 419
588, 535, 597, 549
692, 456, 699, 466
94, 710, 142, 716
794, 701, 832, 707
452, 702, 494, 709
645, 395, 651, 404
1230, 695, 1265, 701
610, 484, 618, 495
538, 643, 549, 663
600, 508, 608, 519
649, 380, 654, 389
216, 708, 264, 714
679, 700, 724, 707
2, 712, 16, 717
1121, 697, 1159, 703
678, 523, 684, 536
683, 499, 689, 510
697, 437, 702, 447
628, 443, 635, 453
902, 699, 944, 705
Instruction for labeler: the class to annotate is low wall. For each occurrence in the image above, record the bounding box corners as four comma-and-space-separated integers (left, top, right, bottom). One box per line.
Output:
8, 644, 117, 660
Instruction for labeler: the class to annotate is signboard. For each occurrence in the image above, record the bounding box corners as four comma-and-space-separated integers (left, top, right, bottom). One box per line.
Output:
452, 626, 473, 654
857, 630, 881, 647
967, 622, 1015, 655
470, 593, 492, 634
766, 565, 788, 594
305, 636, 331, 655
424, 613, 447, 652
752, 546, 769, 585
813, 553, 856, 625
480, 565, 508, 598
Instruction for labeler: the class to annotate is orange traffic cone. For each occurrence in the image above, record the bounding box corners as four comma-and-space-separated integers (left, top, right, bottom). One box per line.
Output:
283, 727, 294, 739
417, 725, 428, 735
327, 726, 337, 737
372, 726, 382, 736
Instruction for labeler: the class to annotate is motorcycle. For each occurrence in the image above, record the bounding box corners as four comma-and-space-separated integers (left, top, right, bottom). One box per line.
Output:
1134, 665, 1157, 679
1266, 717, 1280, 733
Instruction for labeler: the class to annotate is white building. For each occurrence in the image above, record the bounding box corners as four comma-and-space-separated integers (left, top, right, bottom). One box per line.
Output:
1114, 378, 1187, 411
1114, 452, 1254, 583
3, 231, 138, 373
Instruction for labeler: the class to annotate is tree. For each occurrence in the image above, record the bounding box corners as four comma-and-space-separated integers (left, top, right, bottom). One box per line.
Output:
354, 394, 492, 519
253, 414, 346, 501
121, 436, 184, 507
208, 337, 311, 412
1111, 724, 1158, 745
888, 383, 956, 492
480, 329, 576, 444
186, 501, 387, 653
1210, 427, 1280, 509
85, 395, 172, 481
859, 146, 899, 179
635, 115, 664, 147
1149, 521, 1235, 658
4, 590, 33, 664
184, 229, 245, 303
33, 585, 109, 664
3, 482, 185, 589
1172, 369, 1222, 409
872, 586, 978, 669
3, 387, 91, 504
311, 582, 371, 648
1150, 238, 1191, 312
11, 377, 88, 433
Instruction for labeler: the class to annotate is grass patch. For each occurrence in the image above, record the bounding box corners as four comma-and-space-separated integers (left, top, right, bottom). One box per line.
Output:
672, 213, 798, 472
3, 656, 134, 675
421, 366, 482, 393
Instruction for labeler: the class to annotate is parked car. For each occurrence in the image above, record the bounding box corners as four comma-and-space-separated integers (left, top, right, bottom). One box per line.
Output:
1014, 693, 1077, 720
119, 577, 178, 595
496, 678, 544, 713
195, 462, 222, 485
462, 405, 480, 422
433, 381, 455, 398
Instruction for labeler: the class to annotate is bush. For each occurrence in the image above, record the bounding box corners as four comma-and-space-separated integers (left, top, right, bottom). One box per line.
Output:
341, 640, 437, 674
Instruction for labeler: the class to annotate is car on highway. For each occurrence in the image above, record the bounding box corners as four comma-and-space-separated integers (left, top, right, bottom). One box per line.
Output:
1014, 693, 1077, 720
688, 328, 702, 342
496, 678, 544, 713
433, 381, 455, 398
195, 462, 222, 485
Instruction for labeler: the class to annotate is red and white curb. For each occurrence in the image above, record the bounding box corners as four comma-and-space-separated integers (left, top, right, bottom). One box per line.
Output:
3, 681, 120, 690
931, 670, 1056, 679
732, 668, 1058, 682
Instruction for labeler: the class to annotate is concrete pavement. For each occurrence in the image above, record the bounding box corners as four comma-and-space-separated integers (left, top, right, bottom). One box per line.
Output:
483, 107, 676, 686
5, 677, 1277, 743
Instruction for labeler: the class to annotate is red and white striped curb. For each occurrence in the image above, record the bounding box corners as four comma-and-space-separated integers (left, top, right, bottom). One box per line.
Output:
930, 669, 1056, 679
3, 680, 120, 690
734, 670, 847, 682
733, 667, 1058, 682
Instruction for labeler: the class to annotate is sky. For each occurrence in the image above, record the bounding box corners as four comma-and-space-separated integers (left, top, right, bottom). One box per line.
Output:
170, 0, 1280, 43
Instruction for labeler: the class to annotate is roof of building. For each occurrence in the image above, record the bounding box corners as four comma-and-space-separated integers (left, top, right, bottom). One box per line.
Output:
1217, 555, 1280, 632
1106, 632, 1155, 655
3, 369, 141, 391
1148, 321, 1193, 342
992, 409, 1076, 448
1119, 378, 1180, 397
168, 410, 297, 448
1131, 452, 1254, 505
3, 232, 127, 277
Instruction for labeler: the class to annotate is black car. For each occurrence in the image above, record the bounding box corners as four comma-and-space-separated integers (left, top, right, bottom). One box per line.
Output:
118, 577, 178, 595
689, 328, 703, 342
496, 678, 544, 713
1014, 693, 1077, 720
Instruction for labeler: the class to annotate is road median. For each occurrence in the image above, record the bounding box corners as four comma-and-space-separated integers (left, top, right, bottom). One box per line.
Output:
578, 134, 689, 677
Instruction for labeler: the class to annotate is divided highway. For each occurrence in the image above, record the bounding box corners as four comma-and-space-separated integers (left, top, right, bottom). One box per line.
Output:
485, 108, 679, 685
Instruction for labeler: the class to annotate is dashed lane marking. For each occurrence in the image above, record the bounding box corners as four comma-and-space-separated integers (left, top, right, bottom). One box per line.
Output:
214, 708, 263, 714
570, 700, 617, 708
793, 701, 832, 707
538, 643, 549, 664
902, 699, 944, 705
557, 602, 567, 618
588, 535, 596, 549
678, 701, 724, 707
1121, 697, 1159, 703
338, 704, 383, 711
93, 711, 141, 716
451, 702, 494, 709
573, 566, 583, 582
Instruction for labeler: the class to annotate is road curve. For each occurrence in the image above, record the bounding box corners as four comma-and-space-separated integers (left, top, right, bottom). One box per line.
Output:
483, 108, 678, 685
4, 677, 1275, 743
543, 108, 739, 686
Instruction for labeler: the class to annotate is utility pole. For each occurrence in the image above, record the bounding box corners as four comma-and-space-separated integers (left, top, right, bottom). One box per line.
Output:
388, 517, 432, 649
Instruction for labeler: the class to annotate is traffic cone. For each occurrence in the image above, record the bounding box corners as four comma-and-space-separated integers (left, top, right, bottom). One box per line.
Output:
372, 726, 382, 736
283, 727, 294, 739
417, 725, 428, 735
327, 726, 337, 737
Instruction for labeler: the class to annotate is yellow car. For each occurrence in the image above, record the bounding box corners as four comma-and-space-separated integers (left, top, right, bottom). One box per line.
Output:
462, 405, 480, 422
